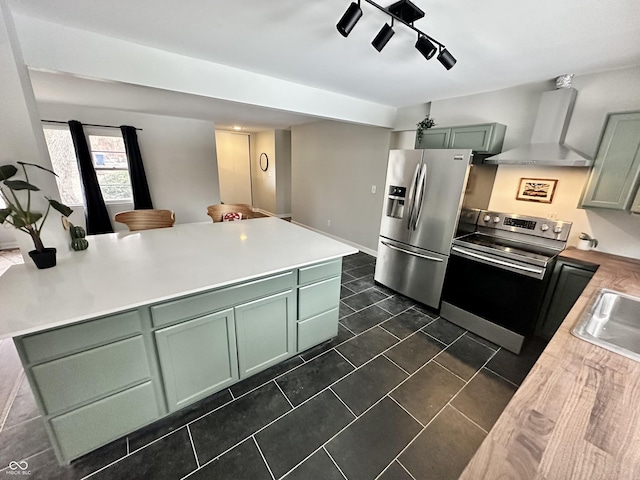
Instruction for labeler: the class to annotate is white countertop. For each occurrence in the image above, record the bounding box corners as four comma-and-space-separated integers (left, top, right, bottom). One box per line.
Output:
0, 218, 357, 339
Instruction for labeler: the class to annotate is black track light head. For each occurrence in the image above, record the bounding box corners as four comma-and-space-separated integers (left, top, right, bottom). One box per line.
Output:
337, 2, 363, 37
415, 35, 436, 60
437, 48, 457, 70
372, 23, 395, 52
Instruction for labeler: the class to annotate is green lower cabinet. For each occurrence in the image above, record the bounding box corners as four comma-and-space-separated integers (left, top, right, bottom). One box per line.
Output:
235, 290, 296, 379
297, 308, 339, 352
50, 381, 160, 461
536, 260, 597, 339
155, 309, 239, 412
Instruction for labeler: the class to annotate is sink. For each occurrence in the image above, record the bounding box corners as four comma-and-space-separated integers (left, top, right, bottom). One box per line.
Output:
572, 289, 640, 362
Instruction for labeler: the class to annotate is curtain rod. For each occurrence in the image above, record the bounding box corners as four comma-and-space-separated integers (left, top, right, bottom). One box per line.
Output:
41, 120, 143, 131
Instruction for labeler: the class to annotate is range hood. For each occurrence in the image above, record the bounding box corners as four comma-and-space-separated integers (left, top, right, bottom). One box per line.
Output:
485, 86, 592, 167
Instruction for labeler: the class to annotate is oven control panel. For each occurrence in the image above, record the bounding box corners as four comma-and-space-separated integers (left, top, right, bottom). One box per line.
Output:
478, 210, 571, 241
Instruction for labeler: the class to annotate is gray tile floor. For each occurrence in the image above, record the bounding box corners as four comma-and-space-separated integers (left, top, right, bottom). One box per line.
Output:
0, 251, 548, 479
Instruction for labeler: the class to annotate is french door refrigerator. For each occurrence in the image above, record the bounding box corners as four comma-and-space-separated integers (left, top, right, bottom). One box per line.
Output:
374, 148, 486, 309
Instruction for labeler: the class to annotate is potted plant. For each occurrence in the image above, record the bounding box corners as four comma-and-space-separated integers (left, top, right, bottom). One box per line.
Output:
0, 162, 73, 269
416, 115, 436, 144
577, 232, 598, 251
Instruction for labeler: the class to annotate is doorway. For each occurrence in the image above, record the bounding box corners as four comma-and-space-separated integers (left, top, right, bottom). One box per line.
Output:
215, 131, 252, 205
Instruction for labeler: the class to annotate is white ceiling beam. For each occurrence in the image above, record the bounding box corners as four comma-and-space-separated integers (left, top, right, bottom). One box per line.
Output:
14, 15, 397, 129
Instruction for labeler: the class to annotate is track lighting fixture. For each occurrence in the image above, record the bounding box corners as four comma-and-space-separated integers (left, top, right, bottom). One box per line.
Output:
337, 1, 363, 37
336, 0, 456, 69
437, 47, 456, 70
415, 35, 436, 60
372, 21, 395, 51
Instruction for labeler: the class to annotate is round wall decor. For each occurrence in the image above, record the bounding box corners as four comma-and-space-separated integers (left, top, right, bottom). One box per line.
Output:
259, 152, 269, 172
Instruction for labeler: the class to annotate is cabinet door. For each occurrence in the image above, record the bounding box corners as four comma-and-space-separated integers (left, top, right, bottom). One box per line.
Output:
449, 124, 494, 152
536, 262, 595, 339
416, 128, 450, 149
155, 309, 238, 412
581, 112, 640, 210
235, 290, 295, 379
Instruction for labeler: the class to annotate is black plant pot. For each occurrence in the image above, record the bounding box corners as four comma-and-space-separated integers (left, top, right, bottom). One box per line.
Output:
29, 247, 57, 269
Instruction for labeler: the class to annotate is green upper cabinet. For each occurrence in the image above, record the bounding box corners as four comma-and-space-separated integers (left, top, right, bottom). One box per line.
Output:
415, 123, 506, 154
581, 112, 640, 210
419, 128, 451, 149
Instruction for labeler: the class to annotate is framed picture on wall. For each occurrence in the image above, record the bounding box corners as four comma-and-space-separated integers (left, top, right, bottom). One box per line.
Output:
516, 178, 558, 203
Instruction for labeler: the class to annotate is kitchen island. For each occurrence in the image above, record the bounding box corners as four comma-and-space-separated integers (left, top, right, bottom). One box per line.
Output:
460, 248, 640, 479
0, 218, 356, 464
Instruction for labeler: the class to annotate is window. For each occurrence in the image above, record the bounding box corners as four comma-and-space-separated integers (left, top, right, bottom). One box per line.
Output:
43, 126, 133, 205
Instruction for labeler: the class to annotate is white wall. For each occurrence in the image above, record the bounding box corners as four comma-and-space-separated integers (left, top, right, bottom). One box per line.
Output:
250, 131, 276, 214
37, 103, 221, 229
429, 66, 640, 258
291, 120, 391, 254
249, 129, 292, 217
0, 2, 67, 257
274, 130, 292, 216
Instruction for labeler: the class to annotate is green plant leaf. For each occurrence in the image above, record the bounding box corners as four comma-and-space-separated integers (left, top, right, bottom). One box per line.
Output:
16, 162, 59, 177
0, 208, 11, 223
48, 198, 73, 217
0, 165, 18, 181
4, 180, 40, 191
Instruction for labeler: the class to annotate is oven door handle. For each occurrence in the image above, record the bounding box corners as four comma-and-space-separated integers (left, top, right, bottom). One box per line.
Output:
451, 246, 544, 275
382, 241, 444, 262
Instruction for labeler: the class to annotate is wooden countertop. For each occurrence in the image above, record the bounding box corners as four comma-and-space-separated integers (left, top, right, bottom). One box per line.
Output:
460, 247, 640, 479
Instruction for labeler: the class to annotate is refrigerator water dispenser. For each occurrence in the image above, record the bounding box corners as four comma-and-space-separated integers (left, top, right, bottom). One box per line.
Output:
386, 186, 406, 218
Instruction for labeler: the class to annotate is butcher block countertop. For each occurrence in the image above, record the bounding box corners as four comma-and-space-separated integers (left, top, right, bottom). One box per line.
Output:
460, 247, 640, 480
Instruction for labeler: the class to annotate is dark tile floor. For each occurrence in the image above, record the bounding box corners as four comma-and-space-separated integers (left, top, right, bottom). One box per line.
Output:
0, 251, 548, 480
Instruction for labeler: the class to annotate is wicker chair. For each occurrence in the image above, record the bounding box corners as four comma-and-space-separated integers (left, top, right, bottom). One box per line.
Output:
206, 204, 255, 223
114, 209, 176, 231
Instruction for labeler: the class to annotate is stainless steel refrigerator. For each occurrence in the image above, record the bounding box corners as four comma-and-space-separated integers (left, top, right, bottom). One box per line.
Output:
374, 149, 496, 309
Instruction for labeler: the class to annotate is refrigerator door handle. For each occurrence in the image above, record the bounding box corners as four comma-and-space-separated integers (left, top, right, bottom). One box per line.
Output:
381, 241, 444, 262
412, 164, 428, 230
406, 163, 421, 230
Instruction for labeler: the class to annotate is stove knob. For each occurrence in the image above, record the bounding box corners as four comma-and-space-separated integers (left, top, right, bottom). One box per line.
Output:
483, 214, 491, 222
540, 224, 549, 231
493, 216, 501, 223
553, 225, 563, 233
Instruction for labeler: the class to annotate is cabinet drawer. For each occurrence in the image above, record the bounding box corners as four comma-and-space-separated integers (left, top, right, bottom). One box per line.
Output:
151, 271, 293, 328
297, 308, 339, 352
298, 277, 341, 320
51, 381, 160, 462
33, 336, 150, 415
298, 260, 342, 286
21, 310, 142, 364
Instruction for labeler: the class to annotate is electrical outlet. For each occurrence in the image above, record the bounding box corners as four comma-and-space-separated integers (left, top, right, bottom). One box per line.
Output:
371, 185, 377, 194
327, 220, 331, 227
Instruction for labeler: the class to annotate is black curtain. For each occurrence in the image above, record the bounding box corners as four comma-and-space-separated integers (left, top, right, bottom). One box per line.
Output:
68, 120, 114, 235
120, 125, 153, 209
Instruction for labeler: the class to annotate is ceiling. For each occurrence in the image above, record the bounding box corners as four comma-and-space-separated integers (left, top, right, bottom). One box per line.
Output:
8, 0, 640, 129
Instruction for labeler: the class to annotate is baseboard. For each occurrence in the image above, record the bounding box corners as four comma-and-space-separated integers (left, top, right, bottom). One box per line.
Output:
0, 242, 19, 250
254, 208, 292, 219
291, 221, 378, 257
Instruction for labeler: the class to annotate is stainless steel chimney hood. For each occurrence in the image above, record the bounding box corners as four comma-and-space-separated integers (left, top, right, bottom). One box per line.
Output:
485, 86, 592, 166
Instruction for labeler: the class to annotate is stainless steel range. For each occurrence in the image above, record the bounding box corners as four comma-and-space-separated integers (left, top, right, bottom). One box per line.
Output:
441, 210, 572, 353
